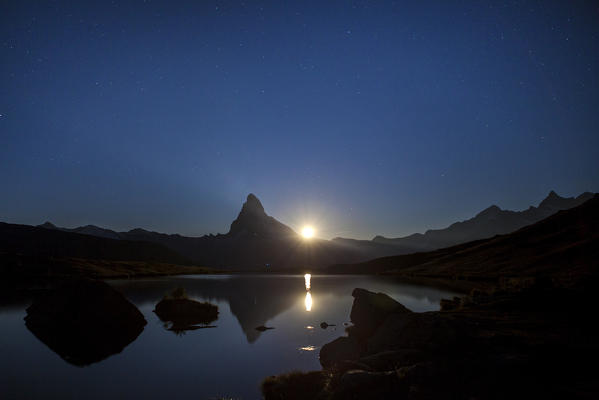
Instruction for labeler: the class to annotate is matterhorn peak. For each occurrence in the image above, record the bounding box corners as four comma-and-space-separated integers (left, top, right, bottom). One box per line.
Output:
227, 193, 295, 237
240, 193, 266, 216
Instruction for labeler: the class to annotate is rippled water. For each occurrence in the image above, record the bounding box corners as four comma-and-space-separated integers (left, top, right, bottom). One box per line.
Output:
0, 274, 458, 399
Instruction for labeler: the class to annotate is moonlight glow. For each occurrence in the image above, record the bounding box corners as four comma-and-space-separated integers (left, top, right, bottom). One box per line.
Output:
305, 292, 312, 311
301, 226, 315, 239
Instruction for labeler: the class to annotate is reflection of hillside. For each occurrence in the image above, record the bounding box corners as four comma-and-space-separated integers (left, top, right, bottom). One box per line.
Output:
111, 276, 306, 343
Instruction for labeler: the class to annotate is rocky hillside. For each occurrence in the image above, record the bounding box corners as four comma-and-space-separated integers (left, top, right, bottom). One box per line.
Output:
371, 190, 594, 251
329, 194, 598, 284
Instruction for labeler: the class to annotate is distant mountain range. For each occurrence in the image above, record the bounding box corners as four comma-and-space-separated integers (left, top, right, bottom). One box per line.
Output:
6, 190, 595, 270
328, 193, 599, 282
0, 220, 193, 279
35, 194, 400, 269
334, 190, 595, 252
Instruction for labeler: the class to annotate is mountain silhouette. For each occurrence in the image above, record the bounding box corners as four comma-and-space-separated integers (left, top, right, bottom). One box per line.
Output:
36, 193, 403, 269
228, 194, 296, 238
0, 221, 190, 270
28, 190, 595, 270
329, 194, 599, 280
369, 190, 594, 251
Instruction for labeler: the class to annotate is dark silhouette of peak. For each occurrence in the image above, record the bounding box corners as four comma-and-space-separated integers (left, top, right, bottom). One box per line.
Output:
128, 228, 151, 234
538, 190, 594, 211
476, 205, 502, 218
74, 225, 122, 240
241, 193, 266, 216
228, 194, 296, 238
538, 190, 564, 208
38, 221, 122, 240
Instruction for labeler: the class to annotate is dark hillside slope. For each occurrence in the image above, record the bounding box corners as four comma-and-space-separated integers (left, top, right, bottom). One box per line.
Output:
0, 222, 190, 265
372, 191, 594, 251
329, 195, 598, 282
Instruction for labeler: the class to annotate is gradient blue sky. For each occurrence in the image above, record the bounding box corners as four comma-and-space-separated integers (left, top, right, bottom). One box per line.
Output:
1, 0, 598, 239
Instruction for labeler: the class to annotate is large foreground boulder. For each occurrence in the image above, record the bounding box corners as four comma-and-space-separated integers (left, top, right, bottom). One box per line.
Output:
332, 370, 401, 400
262, 371, 330, 400
349, 288, 411, 339
25, 279, 146, 366
320, 336, 364, 368
320, 288, 411, 367
367, 311, 458, 354
268, 284, 599, 399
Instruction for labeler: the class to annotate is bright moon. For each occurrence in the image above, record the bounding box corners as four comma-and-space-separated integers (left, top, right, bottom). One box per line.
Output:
301, 226, 315, 239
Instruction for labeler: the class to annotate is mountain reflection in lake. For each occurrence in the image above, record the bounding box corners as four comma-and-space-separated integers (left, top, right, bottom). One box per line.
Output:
0, 274, 458, 399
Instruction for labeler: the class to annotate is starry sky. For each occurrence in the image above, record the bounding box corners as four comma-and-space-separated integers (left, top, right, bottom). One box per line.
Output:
1, 1, 598, 239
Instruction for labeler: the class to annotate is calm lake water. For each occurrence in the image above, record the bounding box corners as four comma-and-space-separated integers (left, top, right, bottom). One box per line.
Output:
0, 274, 458, 399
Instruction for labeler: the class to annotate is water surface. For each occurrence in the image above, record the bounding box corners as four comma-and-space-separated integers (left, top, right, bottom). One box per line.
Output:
0, 274, 457, 399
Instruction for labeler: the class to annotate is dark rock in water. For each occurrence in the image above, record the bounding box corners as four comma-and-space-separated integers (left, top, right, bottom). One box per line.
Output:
255, 325, 275, 331
349, 288, 410, 339
24, 279, 146, 366
320, 322, 336, 329
320, 336, 363, 368
154, 291, 218, 333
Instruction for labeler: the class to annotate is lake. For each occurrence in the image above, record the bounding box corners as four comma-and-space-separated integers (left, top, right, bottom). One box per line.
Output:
0, 274, 458, 399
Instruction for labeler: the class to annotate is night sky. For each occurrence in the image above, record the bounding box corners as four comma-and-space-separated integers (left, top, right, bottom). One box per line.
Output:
1, 1, 598, 239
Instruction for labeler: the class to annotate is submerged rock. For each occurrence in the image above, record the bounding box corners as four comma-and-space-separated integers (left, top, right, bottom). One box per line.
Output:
255, 325, 275, 331
154, 288, 218, 333
25, 279, 146, 366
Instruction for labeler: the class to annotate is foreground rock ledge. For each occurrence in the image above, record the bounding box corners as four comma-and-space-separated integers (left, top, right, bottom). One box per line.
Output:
263, 282, 599, 399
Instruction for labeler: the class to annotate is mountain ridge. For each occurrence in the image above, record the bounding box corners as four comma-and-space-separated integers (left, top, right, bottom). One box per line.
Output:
36, 193, 400, 268
327, 193, 599, 281
33, 190, 595, 269
370, 190, 595, 251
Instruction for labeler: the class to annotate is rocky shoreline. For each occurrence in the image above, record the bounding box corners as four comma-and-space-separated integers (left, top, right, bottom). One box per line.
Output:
262, 278, 599, 399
